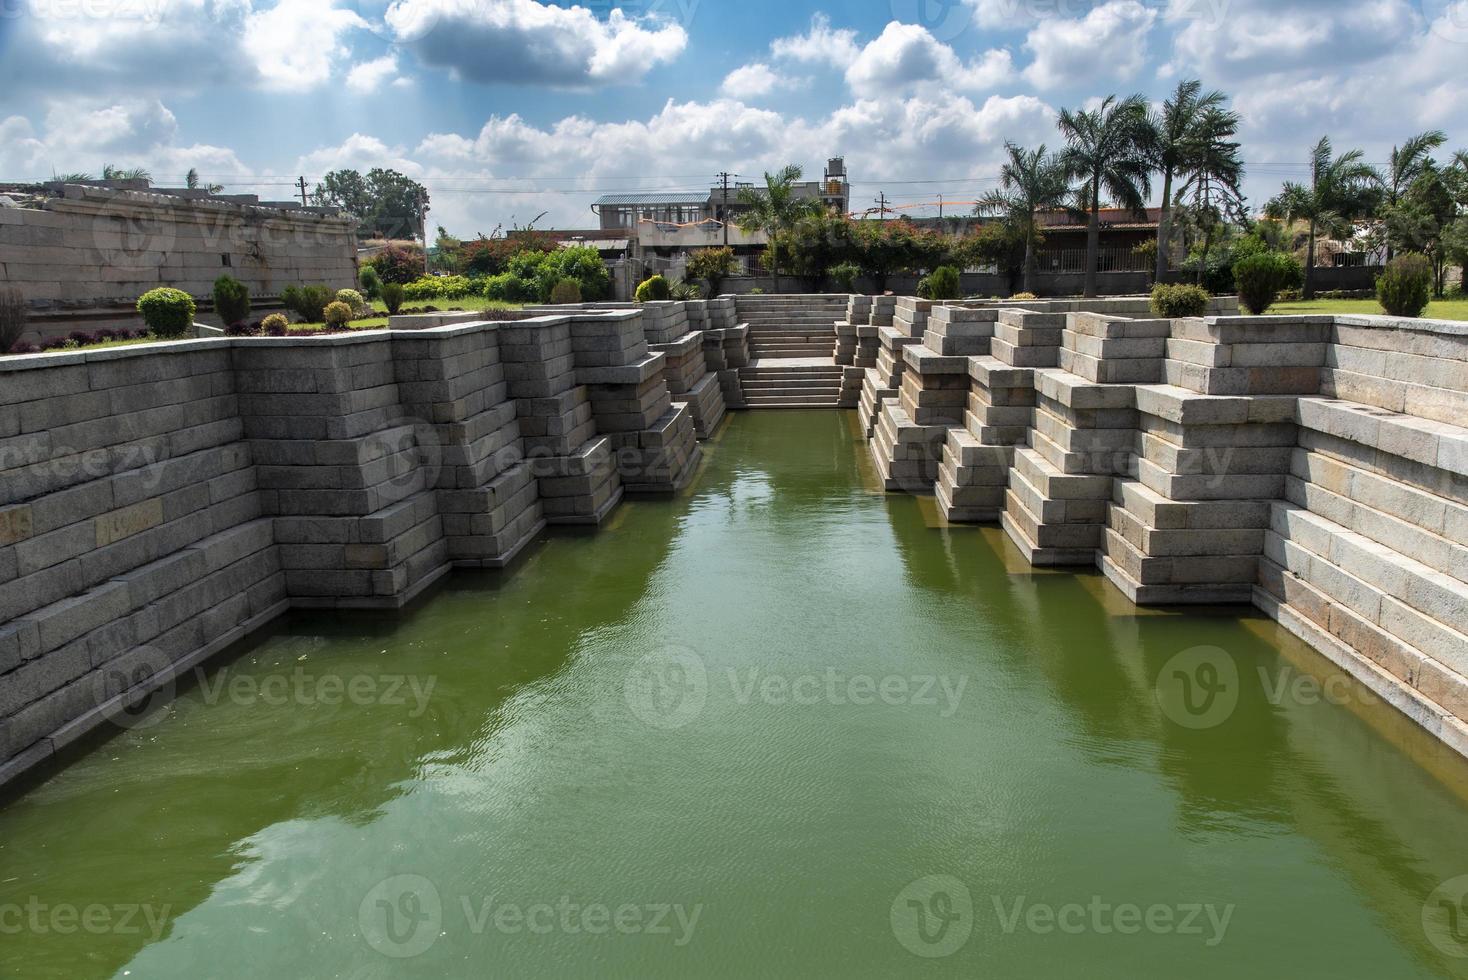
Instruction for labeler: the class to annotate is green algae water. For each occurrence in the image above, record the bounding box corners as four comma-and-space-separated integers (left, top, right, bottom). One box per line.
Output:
4, 410, 1468, 978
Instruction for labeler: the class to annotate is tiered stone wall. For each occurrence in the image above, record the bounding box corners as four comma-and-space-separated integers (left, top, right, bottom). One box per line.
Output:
863, 301, 1468, 758
0, 309, 705, 786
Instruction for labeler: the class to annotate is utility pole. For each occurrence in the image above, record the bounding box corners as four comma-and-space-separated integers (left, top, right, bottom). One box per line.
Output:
297, 176, 309, 206
937, 193, 944, 219
717, 171, 731, 246
876, 192, 889, 220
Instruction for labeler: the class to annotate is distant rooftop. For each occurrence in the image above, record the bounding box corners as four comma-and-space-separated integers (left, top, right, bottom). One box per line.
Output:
593, 192, 708, 208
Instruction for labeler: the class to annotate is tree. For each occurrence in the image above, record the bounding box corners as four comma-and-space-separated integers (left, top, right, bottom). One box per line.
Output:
1380, 130, 1447, 261
185, 168, 223, 194
736, 164, 825, 291
312, 168, 429, 240
977, 142, 1070, 293
1171, 106, 1246, 288
686, 246, 738, 296
1265, 136, 1380, 299
102, 164, 151, 181
1146, 80, 1240, 282
1058, 94, 1154, 297
1380, 164, 1457, 295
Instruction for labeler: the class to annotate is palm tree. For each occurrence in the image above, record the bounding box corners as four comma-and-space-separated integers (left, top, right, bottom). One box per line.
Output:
1171, 106, 1246, 284
736, 164, 824, 291
1058, 94, 1154, 297
1147, 79, 1239, 282
978, 142, 1070, 294
101, 164, 151, 181
186, 168, 224, 194
1378, 130, 1446, 260
1265, 136, 1380, 299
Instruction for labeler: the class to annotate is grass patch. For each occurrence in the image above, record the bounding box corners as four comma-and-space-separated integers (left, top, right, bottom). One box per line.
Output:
290, 298, 525, 332
1268, 297, 1468, 321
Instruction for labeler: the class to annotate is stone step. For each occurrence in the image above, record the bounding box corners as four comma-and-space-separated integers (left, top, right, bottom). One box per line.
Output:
1267, 503, 1468, 672
1013, 446, 1112, 500
1291, 447, 1468, 553
1000, 492, 1097, 566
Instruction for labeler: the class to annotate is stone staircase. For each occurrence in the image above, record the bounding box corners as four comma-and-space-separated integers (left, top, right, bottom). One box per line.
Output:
738, 361, 845, 408
736, 294, 849, 359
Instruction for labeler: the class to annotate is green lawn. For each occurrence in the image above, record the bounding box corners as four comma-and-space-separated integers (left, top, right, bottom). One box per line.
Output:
294, 297, 523, 331
1268, 297, 1468, 321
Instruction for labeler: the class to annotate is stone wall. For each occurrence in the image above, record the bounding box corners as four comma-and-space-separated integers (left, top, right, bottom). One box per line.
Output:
866, 301, 1468, 758
1, 184, 358, 340
0, 308, 708, 787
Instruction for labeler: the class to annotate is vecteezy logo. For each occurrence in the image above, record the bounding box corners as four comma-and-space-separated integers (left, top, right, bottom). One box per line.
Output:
890, 875, 973, 959
359, 875, 443, 959
889, 0, 973, 40
92, 645, 176, 731
1422, 0, 1468, 45
623, 645, 707, 730
1154, 645, 1240, 729
1424, 875, 1468, 958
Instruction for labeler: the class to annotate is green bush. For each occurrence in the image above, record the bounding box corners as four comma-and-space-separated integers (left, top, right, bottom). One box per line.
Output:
281, 284, 334, 323
1375, 253, 1432, 318
484, 273, 534, 303
404, 275, 475, 301
829, 261, 861, 292
380, 283, 405, 316
212, 275, 250, 326
1233, 252, 1302, 315
549, 279, 583, 305
365, 244, 424, 285
670, 279, 702, 300
533, 246, 610, 302
261, 313, 289, 334
1149, 283, 1210, 318
358, 265, 382, 300
686, 246, 737, 296
136, 287, 196, 338
336, 289, 368, 316
635, 275, 671, 303
918, 265, 961, 300
323, 301, 354, 328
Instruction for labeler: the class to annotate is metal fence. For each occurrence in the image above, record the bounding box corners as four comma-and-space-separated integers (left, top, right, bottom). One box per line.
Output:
1034, 246, 1151, 273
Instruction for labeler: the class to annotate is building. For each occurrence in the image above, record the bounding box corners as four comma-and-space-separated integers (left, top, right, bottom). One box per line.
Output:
590, 158, 851, 271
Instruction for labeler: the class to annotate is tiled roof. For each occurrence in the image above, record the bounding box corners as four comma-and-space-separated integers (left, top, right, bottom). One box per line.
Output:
593, 192, 707, 207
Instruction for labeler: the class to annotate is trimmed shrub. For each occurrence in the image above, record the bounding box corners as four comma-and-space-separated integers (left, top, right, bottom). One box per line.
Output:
282, 284, 333, 323
336, 288, 369, 316
1376, 253, 1432, 318
918, 265, 961, 300
635, 275, 671, 303
380, 283, 405, 315
404, 275, 475, 301
1010, 291, 1037, 300
136, 287, 196, 338
212, 274, 251, 326
358, 265, 382, 300
261, 313, 289, 336
1233, 252, 1302, 315
0, 287, 27, 353
549, 279, 583, 305
1149, 283, 1210, 318
323, 301, 354, 327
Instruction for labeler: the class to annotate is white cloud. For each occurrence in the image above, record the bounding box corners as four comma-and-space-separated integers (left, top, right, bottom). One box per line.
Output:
771, 12, 862, 68
388, 0, 688, 86
346, 54, 402, 94
845, 22, 1014, 97
296, 133, 426, 178
1022, 0, 1156, 88
720, 63, 801, 99
0, 100, 248, 185
243, 0, 367, 91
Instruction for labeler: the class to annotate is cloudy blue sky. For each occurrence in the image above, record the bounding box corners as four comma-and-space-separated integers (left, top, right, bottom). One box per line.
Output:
1, 0, 1464, 236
